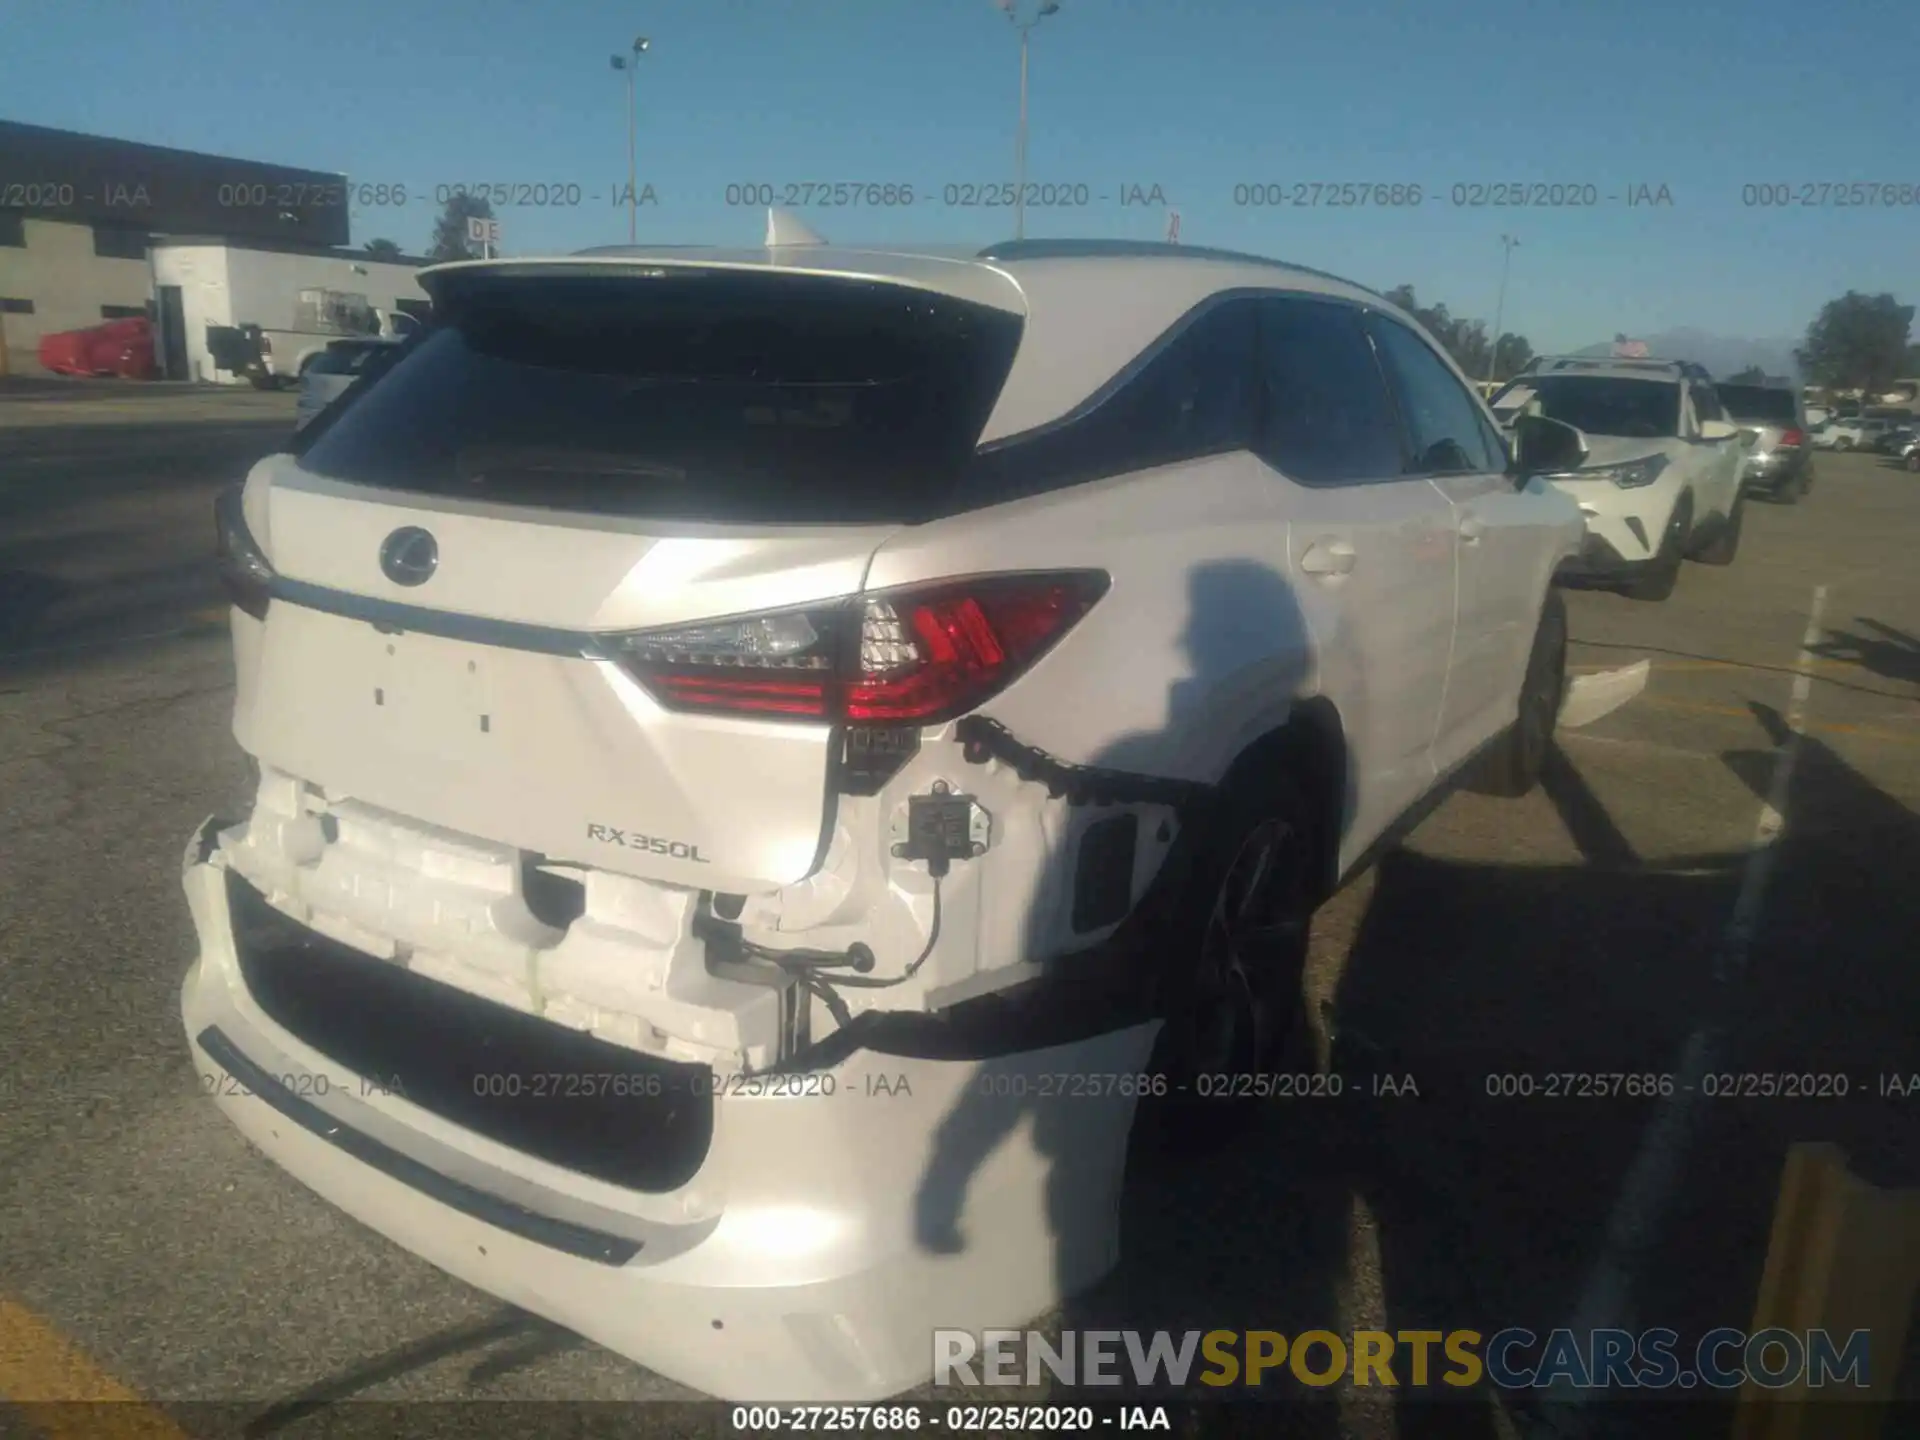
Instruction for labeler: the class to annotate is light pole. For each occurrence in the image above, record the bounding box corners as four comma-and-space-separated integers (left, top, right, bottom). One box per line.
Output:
1488, 233, 1519, 382
610, 35, 650, 244
997, 0, 1060, 241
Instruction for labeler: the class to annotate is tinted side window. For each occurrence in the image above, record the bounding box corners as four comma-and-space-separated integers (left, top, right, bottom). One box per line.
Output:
1098, 298, 1257, 465
1254, 298, 1405, 484
1368, 316, 1504, 473
1691, 384, 1725, 426
970, 298, 1257, 500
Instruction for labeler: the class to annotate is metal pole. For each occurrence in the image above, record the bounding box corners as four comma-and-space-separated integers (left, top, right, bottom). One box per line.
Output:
1488, 235, 1516, 382
1015, 25, 1030, 240
627, 62, 637, 244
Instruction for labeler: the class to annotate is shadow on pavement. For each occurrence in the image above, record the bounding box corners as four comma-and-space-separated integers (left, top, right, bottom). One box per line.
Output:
0, 417, 284, 663
240, 1308, 567, 1434
1808, 618, 1920, 689
0, 420, 288, 524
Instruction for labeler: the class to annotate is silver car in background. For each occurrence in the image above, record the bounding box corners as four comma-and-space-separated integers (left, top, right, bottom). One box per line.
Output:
293, 337, 408, 431
1718, 382, 1812, 503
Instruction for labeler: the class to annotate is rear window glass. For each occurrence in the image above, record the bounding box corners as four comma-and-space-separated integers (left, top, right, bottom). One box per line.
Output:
306, 342, 390, 377
1717, 385, 1798, 423
1498, 375, 1681, 439
295, 271, 1023, 524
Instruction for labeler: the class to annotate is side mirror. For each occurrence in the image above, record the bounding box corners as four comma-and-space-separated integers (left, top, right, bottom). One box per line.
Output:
1698, 418, 1739, 441
1511, 413, 1587, 481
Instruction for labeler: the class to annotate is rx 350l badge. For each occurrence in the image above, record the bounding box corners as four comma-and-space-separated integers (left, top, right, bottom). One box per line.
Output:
587, 824, 709, 862
379, 527, 438, 586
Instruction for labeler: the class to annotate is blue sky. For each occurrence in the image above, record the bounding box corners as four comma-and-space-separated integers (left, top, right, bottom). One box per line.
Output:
4, 0, 1913, 351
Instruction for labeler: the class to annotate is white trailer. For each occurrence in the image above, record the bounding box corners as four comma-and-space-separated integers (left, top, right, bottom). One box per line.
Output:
150, 239, 430, 386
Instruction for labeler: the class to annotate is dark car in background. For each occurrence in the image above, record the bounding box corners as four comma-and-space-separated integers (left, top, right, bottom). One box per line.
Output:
1719, 382, 1812, 502
1869, 422, 1916, 455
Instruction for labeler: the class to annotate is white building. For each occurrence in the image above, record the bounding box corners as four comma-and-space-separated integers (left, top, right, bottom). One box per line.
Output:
151, 238, 431, 384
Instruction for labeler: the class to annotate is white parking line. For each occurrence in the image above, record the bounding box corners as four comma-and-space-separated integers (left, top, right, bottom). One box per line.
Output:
1541, 584, 1827, 1430
1559, 731, 1721, 762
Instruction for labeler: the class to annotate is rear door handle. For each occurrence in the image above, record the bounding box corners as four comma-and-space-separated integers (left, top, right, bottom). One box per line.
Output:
1300, 539, 1356, 576
1459, 514, 1485, 543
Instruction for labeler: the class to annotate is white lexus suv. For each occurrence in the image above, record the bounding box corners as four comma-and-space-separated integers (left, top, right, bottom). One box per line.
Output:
1491, 357, 1748, 600
183, 229, 1585, 1402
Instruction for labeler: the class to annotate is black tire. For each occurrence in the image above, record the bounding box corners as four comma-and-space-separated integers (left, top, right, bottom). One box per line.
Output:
1479, 589, 1567, 798
1134, 768, 1318, 1156
1694, 495, 1744, 566
1623, 496, 1691, 602
1834, 437, 1854, 452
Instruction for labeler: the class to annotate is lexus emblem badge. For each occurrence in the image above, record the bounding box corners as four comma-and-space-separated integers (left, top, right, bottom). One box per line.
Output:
379, 526, 438, 587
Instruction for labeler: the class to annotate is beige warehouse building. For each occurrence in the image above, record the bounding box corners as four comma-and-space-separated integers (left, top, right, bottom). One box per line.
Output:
0, 120, 355, 377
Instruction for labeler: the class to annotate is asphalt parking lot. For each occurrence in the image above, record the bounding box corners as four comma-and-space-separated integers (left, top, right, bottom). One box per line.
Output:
1, 384, 1916, 1439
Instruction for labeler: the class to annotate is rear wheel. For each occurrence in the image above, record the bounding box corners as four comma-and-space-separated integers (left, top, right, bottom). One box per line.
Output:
1834, 437, 1855, 452
1479, 589, 1567, 798
1134, 769, 1318, 1156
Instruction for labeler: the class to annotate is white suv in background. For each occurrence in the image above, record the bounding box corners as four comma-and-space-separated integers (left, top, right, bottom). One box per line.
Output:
1492, 357, 1748, 600
186, 232, 1584, 1402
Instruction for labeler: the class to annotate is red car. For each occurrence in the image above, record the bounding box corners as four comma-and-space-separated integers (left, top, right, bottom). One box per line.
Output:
37, 315, 157, 380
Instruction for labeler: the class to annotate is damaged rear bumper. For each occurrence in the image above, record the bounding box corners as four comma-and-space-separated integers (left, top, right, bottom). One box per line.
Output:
180, 816, 1160, 1402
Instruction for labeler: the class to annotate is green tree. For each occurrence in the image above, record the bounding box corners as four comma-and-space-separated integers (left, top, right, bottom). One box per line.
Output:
1385, 283, 1532, 381
1795, 291, 1913, 399
1489, 333, 1534, 382
429, 192, 496, 262
363, 238, 403, 260
1726, 365, 1768, 384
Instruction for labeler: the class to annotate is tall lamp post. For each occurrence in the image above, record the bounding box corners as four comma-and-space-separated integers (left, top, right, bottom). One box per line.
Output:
997, 0, 1060, 241
1488, 233, 1519, 382
610, 35, 650, 244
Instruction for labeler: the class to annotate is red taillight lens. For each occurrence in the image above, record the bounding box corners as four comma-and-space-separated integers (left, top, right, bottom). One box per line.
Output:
607, 572, 1108, 725
1777, 428, 1804, 447
847, 579, 1098, 722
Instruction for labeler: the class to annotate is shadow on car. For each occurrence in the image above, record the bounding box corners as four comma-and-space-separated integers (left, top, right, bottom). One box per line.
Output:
910, 564, 1918, 1433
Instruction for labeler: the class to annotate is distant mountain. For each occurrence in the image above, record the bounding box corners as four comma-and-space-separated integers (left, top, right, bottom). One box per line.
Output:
1569, 329, 1802, 382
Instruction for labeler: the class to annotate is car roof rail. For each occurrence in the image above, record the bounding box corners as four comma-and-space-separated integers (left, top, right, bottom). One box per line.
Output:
1521, 354, 1701, 378
974, 238, 1390, 303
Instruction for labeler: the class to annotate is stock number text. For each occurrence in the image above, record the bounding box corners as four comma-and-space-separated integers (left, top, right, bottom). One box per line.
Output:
1233, 182, 1423, 207
726, 182, 917, 208
216, 182, 344, 208
1742, 182, 1920, 207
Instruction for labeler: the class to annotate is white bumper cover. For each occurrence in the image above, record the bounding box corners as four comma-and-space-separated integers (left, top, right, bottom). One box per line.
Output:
180, 821, 1159, 1402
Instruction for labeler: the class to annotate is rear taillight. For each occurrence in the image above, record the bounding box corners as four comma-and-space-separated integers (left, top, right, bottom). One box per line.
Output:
214, 483, 273, 620
1777, 428, 1804, 448
606, 572, 1109, 725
